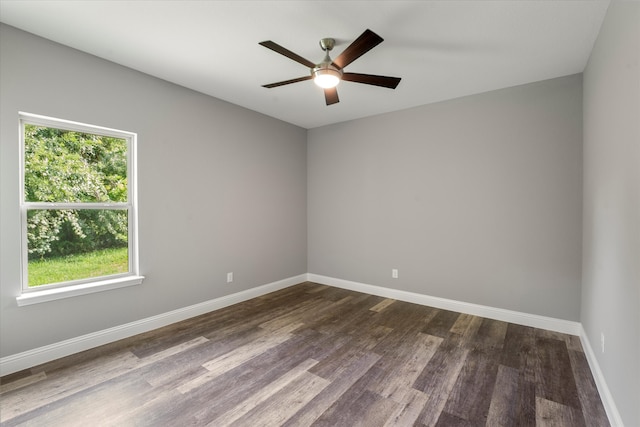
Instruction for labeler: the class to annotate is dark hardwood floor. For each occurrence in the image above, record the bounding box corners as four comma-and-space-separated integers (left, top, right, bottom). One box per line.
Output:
0, 282, 609, 426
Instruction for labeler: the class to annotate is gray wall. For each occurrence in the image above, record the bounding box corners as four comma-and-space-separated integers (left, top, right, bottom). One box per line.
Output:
0, 24, 308, 357
582, 2, 640, 426
308, 74, 583, 321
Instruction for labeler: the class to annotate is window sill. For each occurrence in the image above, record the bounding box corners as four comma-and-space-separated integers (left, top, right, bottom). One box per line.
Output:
16, 275, 145, 306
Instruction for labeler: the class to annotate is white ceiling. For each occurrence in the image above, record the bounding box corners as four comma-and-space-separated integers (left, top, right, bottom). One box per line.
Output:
0, 1, 610, 129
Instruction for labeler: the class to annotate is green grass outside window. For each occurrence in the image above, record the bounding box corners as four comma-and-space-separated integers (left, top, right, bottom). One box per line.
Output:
28, 247, 128, 287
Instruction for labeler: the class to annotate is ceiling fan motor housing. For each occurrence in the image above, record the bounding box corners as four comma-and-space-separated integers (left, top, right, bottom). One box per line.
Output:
312, 38, 342, 88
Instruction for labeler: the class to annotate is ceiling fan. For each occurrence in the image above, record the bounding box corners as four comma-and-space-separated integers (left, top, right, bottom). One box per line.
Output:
259, 29, 401, 105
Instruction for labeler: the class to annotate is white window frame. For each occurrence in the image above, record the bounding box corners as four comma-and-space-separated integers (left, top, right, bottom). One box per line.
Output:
16, 112, 144, 306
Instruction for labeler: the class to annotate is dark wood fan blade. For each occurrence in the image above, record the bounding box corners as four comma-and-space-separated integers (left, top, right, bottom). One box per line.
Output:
324, 87, 339, 105
262, 76, 312, 88
332, 29, 383, 69
259, 41, 316, 68
342, 72, 401, 89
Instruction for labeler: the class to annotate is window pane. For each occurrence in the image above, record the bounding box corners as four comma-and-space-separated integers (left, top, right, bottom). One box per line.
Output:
27, 209, 129, 287
24, 124, 128, 203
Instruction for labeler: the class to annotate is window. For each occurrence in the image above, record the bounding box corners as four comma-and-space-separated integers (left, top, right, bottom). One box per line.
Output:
17, 113, 143, 306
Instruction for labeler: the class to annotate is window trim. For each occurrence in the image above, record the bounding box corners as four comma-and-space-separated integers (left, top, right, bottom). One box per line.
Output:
15, 276, 145, 306
17, 112, 143, 305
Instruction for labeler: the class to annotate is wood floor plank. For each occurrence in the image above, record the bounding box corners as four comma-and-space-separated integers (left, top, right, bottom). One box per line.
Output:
140, 335, 209, 365
0, 282, 610, 427
228, 371, 330, 427
515, 376, 538, 426
567, 349, 610, 426
139, 324, 308, 390
258, 298, 336, 332
306, 284, 330, 294
467, 317, 509, 352
370, 302, 439, 370
206, 358, 320, 426
486, 364, 520, 426
413, 335, 470, 426
308, 366, 389, 427
348, 391, 401, 427
1, 370, 154, 427
141, 338, 250, 388
536, 397, 586, 427
443, 347, 500, 422
567, 334, 584, 352
132, 329, 323, 426
535, 336, 582, 410
0, 351, 141, 423
309, 325, 392, 382
383, 388, 430, 426
421, 309, 462, 338
434, 411, 477, 427
313, 297, 382, 337
123, 290, 305, 359
373, 299, 438, 332
449, 312, 482, 337
101, 388, 186, 427
280, 351, 382, 427
369, 332, 441, 402
369, 298, 396, 312
0, 371, 46, 395
501, 323, 537, 382
177, 325, 299, 394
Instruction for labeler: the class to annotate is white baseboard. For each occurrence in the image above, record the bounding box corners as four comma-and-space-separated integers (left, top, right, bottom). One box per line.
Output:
0, 274, 306, 376
306, 274, 582, 335
579, 326, 624, 427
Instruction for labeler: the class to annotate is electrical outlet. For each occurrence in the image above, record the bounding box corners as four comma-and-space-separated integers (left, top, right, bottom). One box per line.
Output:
392, 269, 398, 279
227, 272, 233, 283
601, 332, 605, 353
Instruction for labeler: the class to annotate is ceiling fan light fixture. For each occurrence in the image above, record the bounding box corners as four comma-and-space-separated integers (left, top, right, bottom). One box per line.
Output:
313, 67, 341, 88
